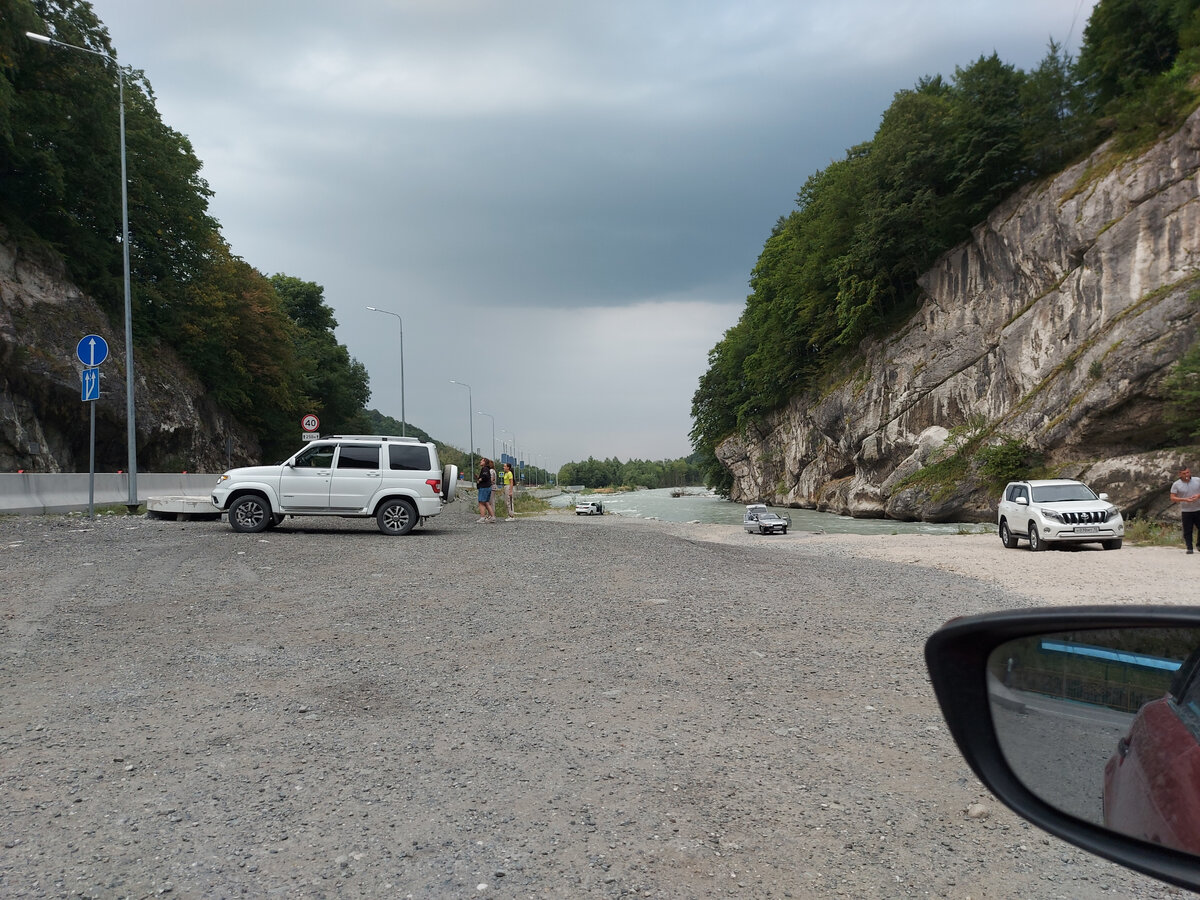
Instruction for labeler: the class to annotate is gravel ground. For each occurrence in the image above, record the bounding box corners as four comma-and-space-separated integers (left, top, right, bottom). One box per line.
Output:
0, 497, 1193, 899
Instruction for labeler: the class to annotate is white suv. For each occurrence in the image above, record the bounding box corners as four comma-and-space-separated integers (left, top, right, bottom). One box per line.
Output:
997, 479, 1124, 551
211, 435, 457, 535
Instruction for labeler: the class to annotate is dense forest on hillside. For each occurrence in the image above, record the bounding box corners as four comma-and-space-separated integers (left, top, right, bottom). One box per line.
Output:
691, 0, 1200, 493
557, 455, 702, 489
0, 0, 375, 462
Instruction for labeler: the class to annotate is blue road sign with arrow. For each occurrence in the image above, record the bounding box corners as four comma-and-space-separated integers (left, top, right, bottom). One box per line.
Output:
76, 334, 109, 367
81, 368, 100, 402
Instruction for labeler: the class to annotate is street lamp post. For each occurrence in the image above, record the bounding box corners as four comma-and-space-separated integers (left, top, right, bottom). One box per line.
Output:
450, 380, 473, 479
28, 30, 138, 508
502, 428, 518, 480
477, 410, 495, 461
366, 306, 405, 436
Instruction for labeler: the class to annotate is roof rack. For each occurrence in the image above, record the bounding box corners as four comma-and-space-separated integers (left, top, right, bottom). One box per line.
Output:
325, 435, 421, 443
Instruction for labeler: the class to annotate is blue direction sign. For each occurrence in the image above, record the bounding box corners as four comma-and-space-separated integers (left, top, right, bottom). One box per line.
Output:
76, 334, 109, 367
81, 367, 100, 402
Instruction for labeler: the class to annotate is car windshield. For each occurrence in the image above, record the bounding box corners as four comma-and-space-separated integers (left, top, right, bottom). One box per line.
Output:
1031, 483, 1098, 503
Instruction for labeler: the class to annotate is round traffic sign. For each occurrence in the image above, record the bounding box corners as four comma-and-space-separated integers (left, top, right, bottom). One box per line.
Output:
302, 414, 320, 432
76, 334, 109, 367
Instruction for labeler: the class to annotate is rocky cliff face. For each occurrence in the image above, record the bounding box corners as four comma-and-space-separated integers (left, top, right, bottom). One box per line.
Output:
0, 231, 260, 473
716, 108, 1200, 523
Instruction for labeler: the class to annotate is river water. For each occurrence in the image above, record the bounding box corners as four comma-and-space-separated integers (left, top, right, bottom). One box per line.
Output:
547, 487, 987, 535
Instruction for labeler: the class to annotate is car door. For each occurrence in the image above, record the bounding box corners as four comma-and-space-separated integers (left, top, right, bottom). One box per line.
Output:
278, 444, 336, 509
328, 443, 383, 510
1001, 483, 1029, 535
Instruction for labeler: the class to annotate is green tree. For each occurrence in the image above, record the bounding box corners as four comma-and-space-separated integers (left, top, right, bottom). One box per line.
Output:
1165, 343, 1200, 440
269, 275, 371, 437
1074, 0, 1187, 113
1021, 40, 1090, 174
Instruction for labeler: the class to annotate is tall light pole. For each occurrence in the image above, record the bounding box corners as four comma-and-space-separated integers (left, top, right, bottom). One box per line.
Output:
366, 306, 404, 436
476, 410, 495, 461
502, 428, 518, 479
450, 380, 473, 478
28, 30, 138, 508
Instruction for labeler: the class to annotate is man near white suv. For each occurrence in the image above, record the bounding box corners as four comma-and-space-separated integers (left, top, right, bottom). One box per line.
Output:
1170, 465, 1200, 554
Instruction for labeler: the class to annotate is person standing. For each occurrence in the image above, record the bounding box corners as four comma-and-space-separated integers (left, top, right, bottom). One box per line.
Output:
1170, 465, 1200, 554
476, 458, 494, 523
489, 460, 499, 522
502, 462, 516, 520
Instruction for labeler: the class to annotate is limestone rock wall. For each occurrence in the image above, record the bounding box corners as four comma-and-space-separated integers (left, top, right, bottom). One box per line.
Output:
717, 109, 1200, 522
0, 232, 259, 473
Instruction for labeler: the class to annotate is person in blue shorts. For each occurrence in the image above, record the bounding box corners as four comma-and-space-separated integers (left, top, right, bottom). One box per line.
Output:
476, 458, 495, 523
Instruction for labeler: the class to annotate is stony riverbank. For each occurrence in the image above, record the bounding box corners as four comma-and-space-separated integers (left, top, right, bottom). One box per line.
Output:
0, 499, 1187, 898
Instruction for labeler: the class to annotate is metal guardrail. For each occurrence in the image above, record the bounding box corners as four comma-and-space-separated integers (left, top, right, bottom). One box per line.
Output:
0, 472, 218, 514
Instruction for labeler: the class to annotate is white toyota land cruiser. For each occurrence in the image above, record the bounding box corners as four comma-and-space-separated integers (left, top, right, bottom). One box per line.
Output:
211, 435, 457, 535
997, 478, 1124, 551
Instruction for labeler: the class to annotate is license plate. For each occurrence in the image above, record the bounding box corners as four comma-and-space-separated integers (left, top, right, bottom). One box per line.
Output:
1074, 526, 1098, 534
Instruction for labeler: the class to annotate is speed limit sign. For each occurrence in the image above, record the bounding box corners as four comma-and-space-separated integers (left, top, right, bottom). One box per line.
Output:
302, 414, 320, 432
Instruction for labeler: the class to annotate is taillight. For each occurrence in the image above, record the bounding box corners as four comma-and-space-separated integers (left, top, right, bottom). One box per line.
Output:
426, 479, 441, 493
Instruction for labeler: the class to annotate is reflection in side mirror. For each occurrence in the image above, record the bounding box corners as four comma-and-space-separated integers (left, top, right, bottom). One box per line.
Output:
989, 628, 1200, 858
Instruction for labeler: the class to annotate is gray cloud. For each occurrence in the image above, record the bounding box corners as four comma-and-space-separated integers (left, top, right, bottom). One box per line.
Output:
90, 0, 1095, 467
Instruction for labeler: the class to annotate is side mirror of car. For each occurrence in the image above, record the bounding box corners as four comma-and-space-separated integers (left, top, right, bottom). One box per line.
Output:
926, 606, 1200, 893
1015, 496, 1029, 506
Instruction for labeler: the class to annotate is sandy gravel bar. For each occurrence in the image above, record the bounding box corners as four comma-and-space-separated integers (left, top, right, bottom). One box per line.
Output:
0, 499, 1191, 899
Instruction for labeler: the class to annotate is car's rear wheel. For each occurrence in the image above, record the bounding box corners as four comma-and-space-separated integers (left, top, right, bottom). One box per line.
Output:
441, 465, 458, 502
1102, 538, 1123, 550
376, 498, 418, 535
999, 520, 1018, 549
1028, 523, 1046, 551
228, 494, 271, 533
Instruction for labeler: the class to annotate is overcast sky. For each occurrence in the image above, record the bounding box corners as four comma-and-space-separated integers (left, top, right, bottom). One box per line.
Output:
86, 0, 1096, 470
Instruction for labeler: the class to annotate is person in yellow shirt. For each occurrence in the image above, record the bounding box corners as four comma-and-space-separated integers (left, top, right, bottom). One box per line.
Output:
502, 462, 516, 520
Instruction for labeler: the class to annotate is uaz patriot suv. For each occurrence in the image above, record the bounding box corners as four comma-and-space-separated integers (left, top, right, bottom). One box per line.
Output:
997, 478, 1124, 551
211, 435, 457, 535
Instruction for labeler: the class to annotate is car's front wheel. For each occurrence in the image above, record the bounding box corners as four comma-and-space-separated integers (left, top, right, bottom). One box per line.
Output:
1028, 523, 1046, 552
1102, 538, 1123, 550
376, 498, 418, 535
999, 520, 1018, 549
228, 494, 271, 533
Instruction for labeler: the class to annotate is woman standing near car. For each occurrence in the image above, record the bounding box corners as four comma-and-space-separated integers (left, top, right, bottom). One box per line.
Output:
476, 458, 495, 523
502, 462, 516, 520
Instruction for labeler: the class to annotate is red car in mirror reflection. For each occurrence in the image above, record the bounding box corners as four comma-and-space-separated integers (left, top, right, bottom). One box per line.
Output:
1103, 648, 1200, 854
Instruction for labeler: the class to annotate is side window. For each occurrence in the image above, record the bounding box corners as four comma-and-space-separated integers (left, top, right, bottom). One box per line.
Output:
294, 446, 335, 468
388, 444, 432, 471
335, 444, 381, 470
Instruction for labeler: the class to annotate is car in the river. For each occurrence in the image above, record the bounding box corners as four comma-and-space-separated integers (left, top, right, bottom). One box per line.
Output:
211, 435, 456, 535
926, 605, 1200, 893
743, 503, 790, 534
575, 499, 604, 515
997, 478, 1124, 551
1102, 644, 1200, 855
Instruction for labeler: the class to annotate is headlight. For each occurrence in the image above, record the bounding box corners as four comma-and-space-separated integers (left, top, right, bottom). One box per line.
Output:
1041, 509, 1064, 522
215, 474, 230, 484
1104, 506, 1119, 522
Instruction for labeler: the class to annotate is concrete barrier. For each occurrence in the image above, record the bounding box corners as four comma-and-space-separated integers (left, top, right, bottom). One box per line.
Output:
0, 472, 218, 514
